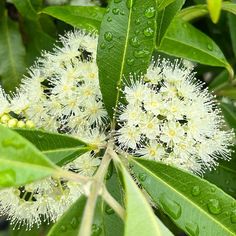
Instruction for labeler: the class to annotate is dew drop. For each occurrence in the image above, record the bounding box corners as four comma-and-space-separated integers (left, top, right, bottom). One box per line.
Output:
207, 199, 222, 215
107, 16, 112, 22
134, 49, 150, 58
207, 43, 213, 51
210, 187, 216, 193
38, 134, 45, 139
143, 27, 154, 37
70, 217, 78, 229
120, 10, 125, 15
126, 0, 133, 9
138, 173, 147, 182
191, 186, 200, 196
185, 222, 199, 236
106, 7, 110, 13
230, 209, 236, 223
2, 139, 25, 149
104, 32, 113, 42
160, 194, 182, 220
105, 205, 115, 215
100, 42, 106, 49
60, 225, 67, 232
144, 6, 156, 18
135, 29, 140, 35
92, 224, 102, 236
135, 18, 141, 25
127, 58, 134, 66
130, 36, 141, 47
112, 8, 120, 15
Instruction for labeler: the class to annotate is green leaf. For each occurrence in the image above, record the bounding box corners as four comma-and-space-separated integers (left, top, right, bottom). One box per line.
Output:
158, 17, 231, 70
131, 158, 236, 236
103, 165, 124, 236
48, 196, 87, 236
222, 2, 236, 15
120, 164, 173, 236
0, 10, 26, 92
156, 0, 185, 46
157, 0, 175, 11
204, 151, 236, 199
220, 102, 236, 130
207, 0, 222, 23
40, 6, 106, 31
208, 70, 228, 91
14, 129, 91, 166
218, 88, 236, 100
97, 0, 157, 119
228, 12, 236, 59
0, 125, 56, 187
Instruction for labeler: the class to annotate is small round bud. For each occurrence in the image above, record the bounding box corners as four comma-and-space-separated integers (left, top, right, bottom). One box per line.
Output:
17, 120, 26, 128
7, 118, 18, 128
26, 120, 35, 128
0, 114, 10, 124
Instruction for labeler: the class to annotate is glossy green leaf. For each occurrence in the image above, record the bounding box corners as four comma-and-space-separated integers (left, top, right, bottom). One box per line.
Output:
120, 164, 173, 236
205, 151, 236, 199
131, 158, 236, 236
158, 17, 231, 71
208, 70, 229, 91
179, 2, 236, 22
103, 165, 124, 236
220, 102, 236, 130
156, 0, 185, 46
97, 0, 157, 119
157, 0, 175, 11
207, 0, 222, 23
0, 10, 26, 91
41, 6, 106, 31
228, 12, 236, 59
0, 125, 56, 187
48, 196, 87, 236
14, 129, 91, 166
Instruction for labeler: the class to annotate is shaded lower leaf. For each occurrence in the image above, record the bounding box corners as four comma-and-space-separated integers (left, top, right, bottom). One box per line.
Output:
0, 125, 56, 187
120, 163, 173, 236
15, 129, 92, 166
131, 158, 236, 236
48, 196, 87, 236
40, 6, 106, 31
220, 102, 236, 130
0, 10, 26, 92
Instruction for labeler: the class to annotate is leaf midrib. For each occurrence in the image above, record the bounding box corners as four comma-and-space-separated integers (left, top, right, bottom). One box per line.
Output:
132, 159, 235, 235
42, 146, 90, 154
113, 1, 134, 123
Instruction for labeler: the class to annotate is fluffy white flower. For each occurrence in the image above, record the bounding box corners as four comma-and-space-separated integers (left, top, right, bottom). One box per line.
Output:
0, 88, 10, 116
116, 60, 234, 174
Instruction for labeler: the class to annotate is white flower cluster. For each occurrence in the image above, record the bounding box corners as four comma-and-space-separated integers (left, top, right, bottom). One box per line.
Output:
0, 31, 107, 229
116, 60, 234, 174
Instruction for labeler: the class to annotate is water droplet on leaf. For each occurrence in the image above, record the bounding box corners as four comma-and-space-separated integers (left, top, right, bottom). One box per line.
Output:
104, 32, 113, 42
130, 36, 140, 47
160, 194, 182, 219
138, 173, 147, 182
207, 199, 222, 215
112, 8, 120, 15
143, 27, 154, 37
207, 44, 213, 51
107, 16, 112, 22
92, 224, 102, 236
134, 49, 150, 58
185, 222, 199, 236
230, 209, 236, 223
70, 217, 77, 229
144, 6, 156, 18
105, 205, 115, 215
127, 58, 134, 65
100, 42, 106, 49
60, 225, 67, 232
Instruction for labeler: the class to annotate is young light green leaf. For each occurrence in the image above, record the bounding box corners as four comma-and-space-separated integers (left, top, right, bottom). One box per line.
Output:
0, 125, 56, 187
156, 0, 185, 46
0, 11, 26, 92
207, 0, 222, 23
158, 17, 232, 71
120, 164, 173, 236
40, 6, 105, 31
97, 0, 157, 119
48, 196, 87, 236
131, 158, 236, 236
15, 129, 92, 166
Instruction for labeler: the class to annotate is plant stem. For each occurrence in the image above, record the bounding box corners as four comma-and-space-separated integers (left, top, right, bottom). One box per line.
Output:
102, 187, 125, 220
78, 141, 113, 236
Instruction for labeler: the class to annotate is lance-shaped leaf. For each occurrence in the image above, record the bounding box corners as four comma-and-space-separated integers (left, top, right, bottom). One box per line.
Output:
131, 158, 236, 236
158, 17, 232, 74
120, 164, 173, 236
97, 0, 157, 119
220, 102, 236, 130
156, 0, 185, 46
48, 196, 87, 236
40, 6, 106, 31
207, 0, 222, 23
15, 129, 92, 166
0, 10, 26, 91
0, 125, 56, 187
